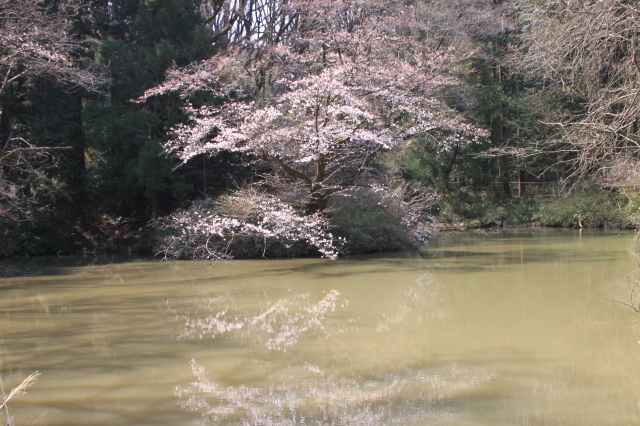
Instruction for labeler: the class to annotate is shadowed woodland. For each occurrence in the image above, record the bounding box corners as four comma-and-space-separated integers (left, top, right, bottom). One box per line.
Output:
3, 0, 640, 259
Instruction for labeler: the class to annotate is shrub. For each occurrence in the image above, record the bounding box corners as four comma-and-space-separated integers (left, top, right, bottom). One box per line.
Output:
329, 186, 436, 255
534, 185, 633, 229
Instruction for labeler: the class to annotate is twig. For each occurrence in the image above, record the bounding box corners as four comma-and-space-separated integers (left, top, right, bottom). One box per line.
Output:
0, 372, 41, 414
610, 234, 640, 312
0, 373, 11, 426
605, 298, 640, 312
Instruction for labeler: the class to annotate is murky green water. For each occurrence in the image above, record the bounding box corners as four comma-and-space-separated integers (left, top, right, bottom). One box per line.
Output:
1, 229, 640, 425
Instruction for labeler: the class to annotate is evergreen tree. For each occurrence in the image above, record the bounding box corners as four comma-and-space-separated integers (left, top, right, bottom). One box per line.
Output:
84, 0, 215, 219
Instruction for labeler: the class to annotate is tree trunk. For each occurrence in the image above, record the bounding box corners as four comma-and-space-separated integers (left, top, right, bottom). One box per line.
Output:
306, 190, 329, 214
66, 91, 87, 222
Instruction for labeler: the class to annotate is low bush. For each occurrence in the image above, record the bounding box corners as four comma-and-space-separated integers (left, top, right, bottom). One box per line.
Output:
430, 184, 635, 230
151, 187, 339, 260
534, 185, 633, 229
329, 186, 436, 254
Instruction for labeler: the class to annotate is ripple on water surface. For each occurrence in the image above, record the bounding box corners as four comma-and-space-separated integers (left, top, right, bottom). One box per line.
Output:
0, 229, 639, 424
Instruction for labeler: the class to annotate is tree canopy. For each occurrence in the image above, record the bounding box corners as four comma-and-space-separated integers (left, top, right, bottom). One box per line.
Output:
140, 0, 488, 258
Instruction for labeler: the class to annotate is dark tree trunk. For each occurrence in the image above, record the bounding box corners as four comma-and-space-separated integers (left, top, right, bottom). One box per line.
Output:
67, 92, 87, 221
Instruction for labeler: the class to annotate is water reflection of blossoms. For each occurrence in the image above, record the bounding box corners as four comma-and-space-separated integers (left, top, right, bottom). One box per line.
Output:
172, 289, 343, 351
177, 359, 493, 425
170, 266, 494, 424
376, 270, 447, 333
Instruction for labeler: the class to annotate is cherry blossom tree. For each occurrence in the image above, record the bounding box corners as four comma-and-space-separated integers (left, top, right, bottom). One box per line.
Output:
142, 0, 488, 258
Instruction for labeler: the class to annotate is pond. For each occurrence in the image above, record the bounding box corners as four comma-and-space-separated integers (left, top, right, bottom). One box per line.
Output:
1, 229, 640, 425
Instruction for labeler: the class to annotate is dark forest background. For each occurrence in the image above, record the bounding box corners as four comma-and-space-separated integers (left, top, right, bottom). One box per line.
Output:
2, 0, 638, 258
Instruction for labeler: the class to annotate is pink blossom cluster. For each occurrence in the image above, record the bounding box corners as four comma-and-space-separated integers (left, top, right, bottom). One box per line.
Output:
141, 0, 488, 168
151, 48, 487, 167
153, 191, 342, 259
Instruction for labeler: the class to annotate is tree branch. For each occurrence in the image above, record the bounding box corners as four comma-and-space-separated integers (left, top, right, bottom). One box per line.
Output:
0, 146, 72, 162
263, 151, 313, 186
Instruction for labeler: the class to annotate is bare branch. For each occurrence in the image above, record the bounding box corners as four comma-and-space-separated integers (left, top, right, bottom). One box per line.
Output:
516, 0, 640, 181
0, 0, 108, 96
